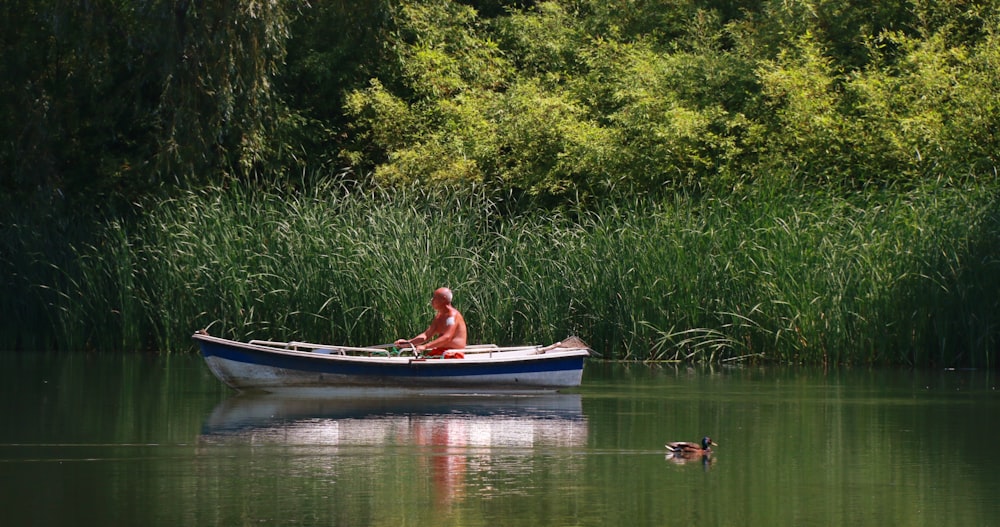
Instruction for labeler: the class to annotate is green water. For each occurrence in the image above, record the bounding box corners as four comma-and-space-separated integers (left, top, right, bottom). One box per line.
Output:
1, 354, 998, 526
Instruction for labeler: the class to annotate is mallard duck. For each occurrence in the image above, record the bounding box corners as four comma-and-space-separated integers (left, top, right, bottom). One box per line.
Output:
665, 436, 717, 456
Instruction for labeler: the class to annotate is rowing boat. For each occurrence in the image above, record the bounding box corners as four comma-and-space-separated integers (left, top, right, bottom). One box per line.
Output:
193, 331, 590, 393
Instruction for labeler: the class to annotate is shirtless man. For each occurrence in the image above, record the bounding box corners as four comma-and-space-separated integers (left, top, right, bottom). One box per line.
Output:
395, 287, 467, 356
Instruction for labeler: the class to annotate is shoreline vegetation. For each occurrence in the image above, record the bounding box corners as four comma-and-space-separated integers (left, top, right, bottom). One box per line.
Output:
3, 178, 998, 366
2, 2, 1000, 365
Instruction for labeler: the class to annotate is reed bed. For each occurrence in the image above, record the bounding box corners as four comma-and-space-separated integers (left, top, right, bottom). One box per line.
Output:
4, 179, 998, 366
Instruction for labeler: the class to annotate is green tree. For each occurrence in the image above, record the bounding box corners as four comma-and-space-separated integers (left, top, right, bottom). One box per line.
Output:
0, 1, 291, 210
341, 0, 514, 188
274, 1, 394, 178
756, 32, 863, 185
850, 23, 1000, 183
0, 0, 136, 203
135, 1, 291, 186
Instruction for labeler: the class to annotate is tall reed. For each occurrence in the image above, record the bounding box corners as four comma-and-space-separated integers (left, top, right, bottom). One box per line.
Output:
5, 178, 998, 366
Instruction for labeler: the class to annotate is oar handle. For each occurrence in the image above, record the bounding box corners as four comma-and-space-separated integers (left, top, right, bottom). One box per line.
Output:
391, 339, 421, 357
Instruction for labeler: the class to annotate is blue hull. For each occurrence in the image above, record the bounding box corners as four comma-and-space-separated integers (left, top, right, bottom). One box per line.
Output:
194, 333, 588, 392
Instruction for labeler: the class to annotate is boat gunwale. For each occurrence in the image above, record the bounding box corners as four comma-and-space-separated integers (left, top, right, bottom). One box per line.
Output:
193, 333, 591, 366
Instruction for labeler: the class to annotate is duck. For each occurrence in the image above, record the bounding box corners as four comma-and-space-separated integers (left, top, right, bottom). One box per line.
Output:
665, 436, 717, 457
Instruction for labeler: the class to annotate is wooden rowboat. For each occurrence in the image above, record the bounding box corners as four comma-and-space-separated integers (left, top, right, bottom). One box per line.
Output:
193, 331, 590, 393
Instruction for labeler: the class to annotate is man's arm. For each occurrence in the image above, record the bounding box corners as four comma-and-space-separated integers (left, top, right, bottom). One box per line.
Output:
396, 327, 431, 347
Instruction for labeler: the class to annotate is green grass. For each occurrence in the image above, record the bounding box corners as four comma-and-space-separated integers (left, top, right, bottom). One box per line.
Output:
3, 178, 998, 366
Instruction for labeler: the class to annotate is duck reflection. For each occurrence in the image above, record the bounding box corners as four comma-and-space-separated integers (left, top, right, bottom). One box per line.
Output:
200, 392, 588, 506
665, 451, 716, 468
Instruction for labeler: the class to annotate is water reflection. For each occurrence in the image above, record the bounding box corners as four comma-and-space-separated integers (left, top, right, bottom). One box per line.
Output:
664, 450, 715, 468
5, 352, 1000, 526
199, 392, 589, 508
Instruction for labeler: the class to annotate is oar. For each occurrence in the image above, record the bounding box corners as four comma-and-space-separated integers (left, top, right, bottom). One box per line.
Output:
402, 339, 420, 357
384, 338, 422, 357
375, 340, 420, 356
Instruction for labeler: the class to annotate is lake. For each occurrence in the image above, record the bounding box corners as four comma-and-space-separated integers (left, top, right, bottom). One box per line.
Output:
2, 353, 998, 526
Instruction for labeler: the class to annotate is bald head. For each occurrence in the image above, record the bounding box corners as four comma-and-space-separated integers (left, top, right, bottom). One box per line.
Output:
433, 287, 453, 303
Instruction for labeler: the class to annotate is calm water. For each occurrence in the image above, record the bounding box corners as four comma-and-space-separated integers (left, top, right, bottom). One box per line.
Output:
2, 353, 998, 527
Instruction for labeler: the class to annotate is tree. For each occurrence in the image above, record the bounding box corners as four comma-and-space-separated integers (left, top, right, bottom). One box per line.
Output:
0, 1, 292, 211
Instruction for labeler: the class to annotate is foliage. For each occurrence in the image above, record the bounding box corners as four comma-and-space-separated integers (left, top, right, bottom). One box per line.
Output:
4, 0, 1000, 365
0, 0, 291, 209
337, 0, 1000, 198
755, 32, 862, 185
848, 26, 1000, 181
5, 181, 999, 367
3, 0, 999, 202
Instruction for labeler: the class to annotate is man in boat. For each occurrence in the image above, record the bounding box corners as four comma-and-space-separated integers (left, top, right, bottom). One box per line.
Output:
395, 287, 467, 357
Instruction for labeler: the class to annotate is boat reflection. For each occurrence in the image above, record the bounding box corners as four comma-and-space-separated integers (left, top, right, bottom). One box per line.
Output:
200, 392, 589, 507
201, 392, 587, 447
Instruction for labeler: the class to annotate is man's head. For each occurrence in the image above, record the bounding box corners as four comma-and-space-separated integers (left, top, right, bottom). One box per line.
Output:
432, 287, 453, 308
